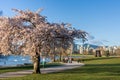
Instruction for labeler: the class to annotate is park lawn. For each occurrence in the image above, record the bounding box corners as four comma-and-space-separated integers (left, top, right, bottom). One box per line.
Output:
0, 62, 62, 74
2, 57, 120, 80
71, 54, 95, 59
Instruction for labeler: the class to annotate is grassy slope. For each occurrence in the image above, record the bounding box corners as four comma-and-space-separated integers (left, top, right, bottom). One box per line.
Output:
2, 57, 120, 80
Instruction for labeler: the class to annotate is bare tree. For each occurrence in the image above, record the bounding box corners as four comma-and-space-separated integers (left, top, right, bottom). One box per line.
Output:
0, 9, 87, 74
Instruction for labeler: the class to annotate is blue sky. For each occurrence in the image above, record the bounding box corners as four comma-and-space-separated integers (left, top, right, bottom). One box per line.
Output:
0, 0, 120, 46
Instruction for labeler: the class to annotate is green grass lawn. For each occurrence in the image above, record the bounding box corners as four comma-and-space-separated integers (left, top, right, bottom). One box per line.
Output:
1, 57, 120, 80
71, 54, 95, 58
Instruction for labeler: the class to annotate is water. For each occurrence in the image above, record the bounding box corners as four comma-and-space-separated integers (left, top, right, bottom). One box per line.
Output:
0, 55, 32, 67
0, 55, 52, 67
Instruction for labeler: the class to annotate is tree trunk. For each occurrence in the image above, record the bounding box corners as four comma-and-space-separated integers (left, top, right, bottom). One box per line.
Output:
59, 53, 62, 62
32, 52, 41, 74
53, 54, 56, 62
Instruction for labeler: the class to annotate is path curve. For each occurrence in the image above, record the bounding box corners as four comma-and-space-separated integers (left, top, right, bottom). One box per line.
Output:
0, 62, 84, 79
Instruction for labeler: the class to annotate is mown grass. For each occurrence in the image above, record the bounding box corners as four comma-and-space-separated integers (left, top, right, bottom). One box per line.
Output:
0, 62, 62, 74
0, 57, 120, 80
1, 57, 120, 80
71, 54, 95, 59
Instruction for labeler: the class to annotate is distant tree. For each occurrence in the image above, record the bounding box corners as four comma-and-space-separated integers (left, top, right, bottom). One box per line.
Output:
0, 9, 87, 74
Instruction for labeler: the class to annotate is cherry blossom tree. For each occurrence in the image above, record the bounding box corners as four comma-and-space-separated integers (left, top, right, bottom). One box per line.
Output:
0, 9, 87, 74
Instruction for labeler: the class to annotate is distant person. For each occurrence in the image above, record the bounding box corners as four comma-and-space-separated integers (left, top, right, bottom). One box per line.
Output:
65, 57, 68, 63
106, 50, 110, 57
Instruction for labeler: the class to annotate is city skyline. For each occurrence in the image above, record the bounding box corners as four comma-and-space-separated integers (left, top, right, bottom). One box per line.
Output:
0, 0, 120, 46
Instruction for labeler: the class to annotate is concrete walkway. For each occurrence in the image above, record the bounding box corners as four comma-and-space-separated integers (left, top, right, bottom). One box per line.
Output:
0, 62, 84, 79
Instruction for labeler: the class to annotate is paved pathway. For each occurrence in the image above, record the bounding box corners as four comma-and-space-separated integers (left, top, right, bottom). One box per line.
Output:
0, 62, 84, 79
